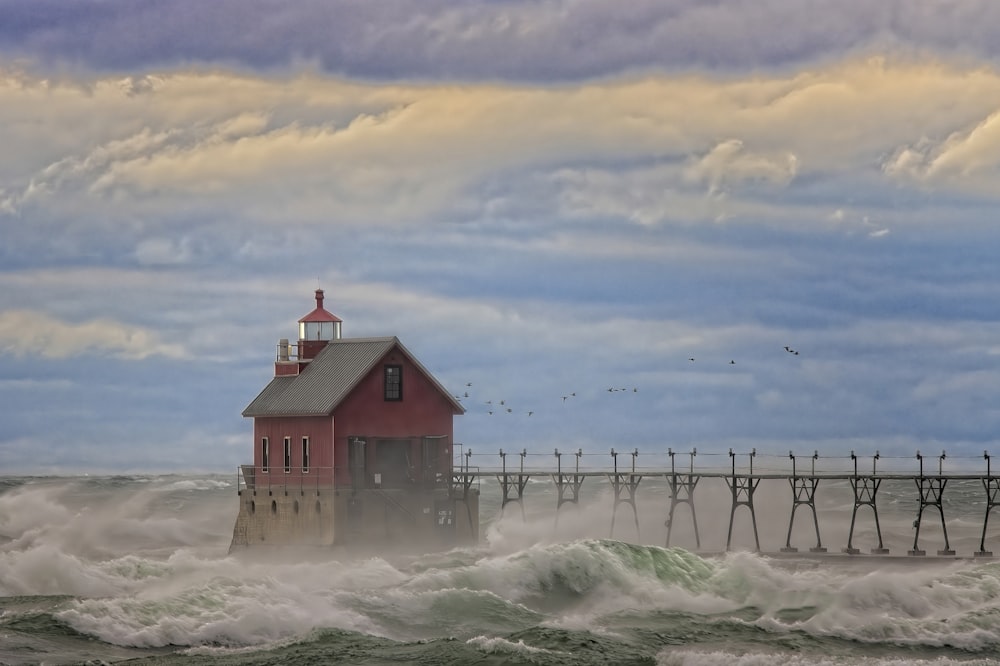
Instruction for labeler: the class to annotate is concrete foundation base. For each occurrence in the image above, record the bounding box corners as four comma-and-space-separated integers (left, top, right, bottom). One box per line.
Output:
230, 486, 479, 553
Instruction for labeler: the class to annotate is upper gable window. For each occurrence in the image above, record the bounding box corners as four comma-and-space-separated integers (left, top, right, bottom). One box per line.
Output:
384, 364, 402, 401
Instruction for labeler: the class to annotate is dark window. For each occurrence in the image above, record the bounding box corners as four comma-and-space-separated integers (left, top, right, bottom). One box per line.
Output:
384, 364, 402, 401
283, 436, 291, 473
301, 437, 310, 473
261, 437, 269, 473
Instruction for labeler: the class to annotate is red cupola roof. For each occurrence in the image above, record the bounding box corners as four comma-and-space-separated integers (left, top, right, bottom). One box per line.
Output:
298, 289, 342, 324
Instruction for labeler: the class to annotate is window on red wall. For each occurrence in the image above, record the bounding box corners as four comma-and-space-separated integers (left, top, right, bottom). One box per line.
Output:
384, 364, 402, 401
283, 436, 291, 473
261, 437, 270, 473
302, 436, 310, 473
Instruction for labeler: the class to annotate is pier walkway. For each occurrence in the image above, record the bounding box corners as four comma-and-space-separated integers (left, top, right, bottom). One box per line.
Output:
450, 448, 1000, 557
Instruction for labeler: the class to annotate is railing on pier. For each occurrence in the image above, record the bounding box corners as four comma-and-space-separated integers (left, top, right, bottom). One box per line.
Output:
235, 461, 480, 499
457, 447, 1000, 558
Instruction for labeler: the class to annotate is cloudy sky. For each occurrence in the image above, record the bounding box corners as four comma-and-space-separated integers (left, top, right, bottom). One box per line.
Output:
2, 1, 1000, 474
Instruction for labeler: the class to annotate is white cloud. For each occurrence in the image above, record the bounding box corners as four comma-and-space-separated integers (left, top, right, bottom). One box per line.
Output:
883, 109, 1000, 193
911, 369, 1000, 402
134, 237, 194, 266
0, 378, 75, 391
0, 309, 187, 360
2, 58, 1000, 232
683, 139, 798, 194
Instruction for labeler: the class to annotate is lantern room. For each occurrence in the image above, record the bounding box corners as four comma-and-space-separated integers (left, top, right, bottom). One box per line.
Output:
298, 288, 342, 360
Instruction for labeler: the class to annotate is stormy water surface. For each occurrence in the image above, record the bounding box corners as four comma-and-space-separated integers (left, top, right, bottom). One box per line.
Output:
2, 473, 1000, 665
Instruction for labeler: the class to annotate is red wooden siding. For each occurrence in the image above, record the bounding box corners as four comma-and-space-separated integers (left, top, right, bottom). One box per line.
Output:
333, 347, 454, 486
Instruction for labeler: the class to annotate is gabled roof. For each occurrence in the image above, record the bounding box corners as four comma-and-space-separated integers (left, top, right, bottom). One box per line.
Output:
242, 336, 465, 417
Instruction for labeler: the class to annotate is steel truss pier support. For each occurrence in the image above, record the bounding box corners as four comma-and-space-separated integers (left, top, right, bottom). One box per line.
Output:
784, 478, 825, 553
497, 449, 530, 520
783, 452, 825, 553
665, 473, 701, 549
977, 453, 999, 557
725, 449, 760, 551
844, 451, 889, 554
551, 448, 585, 528
450, 449, 479, 536
665, 448, 701, 549
909, 452, 954, 556
608, 448, 642, 540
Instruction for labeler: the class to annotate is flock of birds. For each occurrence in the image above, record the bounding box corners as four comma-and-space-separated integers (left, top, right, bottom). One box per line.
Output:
453, 384, 621, 417
452, 345, 803, 418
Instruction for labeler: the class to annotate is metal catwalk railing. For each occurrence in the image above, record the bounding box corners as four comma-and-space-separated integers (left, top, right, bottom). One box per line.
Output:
456, 447, 1000, 557
236, 463, 480, 498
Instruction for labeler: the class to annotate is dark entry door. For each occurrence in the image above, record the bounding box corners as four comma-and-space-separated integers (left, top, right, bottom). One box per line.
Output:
348, 437, 367, 489
375, 438, 412, 487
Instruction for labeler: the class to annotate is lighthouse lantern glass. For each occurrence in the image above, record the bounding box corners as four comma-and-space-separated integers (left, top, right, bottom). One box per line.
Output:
300, 320, 339, 341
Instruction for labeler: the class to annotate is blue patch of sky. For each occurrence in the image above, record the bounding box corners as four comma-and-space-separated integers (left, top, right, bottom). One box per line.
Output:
0, 355, 253, 468
6, 1, 999, 82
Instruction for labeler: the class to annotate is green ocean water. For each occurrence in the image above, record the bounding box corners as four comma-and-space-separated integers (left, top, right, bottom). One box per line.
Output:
2, 474, 1000, 665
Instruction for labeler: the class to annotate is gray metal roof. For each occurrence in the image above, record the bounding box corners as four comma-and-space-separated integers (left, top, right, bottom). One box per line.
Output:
242, 336, 465, 417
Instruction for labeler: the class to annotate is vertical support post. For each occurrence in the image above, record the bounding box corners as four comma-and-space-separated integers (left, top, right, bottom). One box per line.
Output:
497, 449, 530, 520
665, 447, 701, 549
725, 448, 760, 551
449, 448, 478, 536
909, 450, 925, 556
978, 451, 998, 557
608, 448, 642, 541
908, 450, 953, 557
783, 450, 826, 553
844, 450, 888, 555
552, 448, 585, 527
451, 447, 474, 499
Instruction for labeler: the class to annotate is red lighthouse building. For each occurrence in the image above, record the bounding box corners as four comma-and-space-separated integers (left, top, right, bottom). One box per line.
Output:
230, 289, 478, 551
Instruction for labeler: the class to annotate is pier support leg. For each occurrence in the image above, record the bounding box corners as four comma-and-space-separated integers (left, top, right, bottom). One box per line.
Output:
783, 477, 825, 553
844, 476, 888, 555
725, 475, 760, 551
551, 473, 585, 528
497, 473, 531, 521
909, 477, 953, 556
664, 473, 701, 550
608, 473, 642, 541
977, 477, 1000, 557
450, 472, 479, 539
